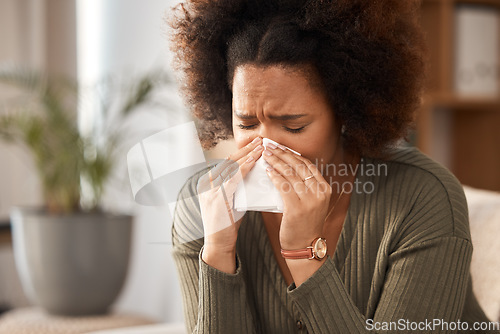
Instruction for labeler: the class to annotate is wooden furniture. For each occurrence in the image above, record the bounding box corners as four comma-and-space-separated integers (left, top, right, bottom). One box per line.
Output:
0, 308, 156, 334
0, 223, 11, 245
417, 0, 500, 191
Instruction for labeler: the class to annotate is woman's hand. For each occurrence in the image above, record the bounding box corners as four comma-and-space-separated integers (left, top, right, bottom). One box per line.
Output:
262, 143, 333, 250
197, 136, 263, 273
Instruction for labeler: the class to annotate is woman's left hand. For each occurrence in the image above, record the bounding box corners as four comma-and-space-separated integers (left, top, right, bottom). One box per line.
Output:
262, 143, 333, 250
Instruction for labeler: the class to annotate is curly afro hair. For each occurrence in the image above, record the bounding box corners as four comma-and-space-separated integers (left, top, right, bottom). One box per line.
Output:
168, 0, 427, 157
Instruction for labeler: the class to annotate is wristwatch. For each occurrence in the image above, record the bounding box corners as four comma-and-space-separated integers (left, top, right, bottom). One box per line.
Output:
280, 237, 327, 260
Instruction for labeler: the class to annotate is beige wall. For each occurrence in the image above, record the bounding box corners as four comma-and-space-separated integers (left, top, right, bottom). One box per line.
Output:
0, 1, 24, 64
0, 0, 48, 69
0, 0, 77, 220
46, 0, 77, 78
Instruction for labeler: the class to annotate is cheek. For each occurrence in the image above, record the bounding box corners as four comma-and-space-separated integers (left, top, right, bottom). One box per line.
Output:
296, 144, 324, 164
291, 124, 337, 163
232, 124, 252, 149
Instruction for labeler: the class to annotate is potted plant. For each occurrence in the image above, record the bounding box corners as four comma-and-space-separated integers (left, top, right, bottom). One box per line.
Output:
0, 67, 171, 315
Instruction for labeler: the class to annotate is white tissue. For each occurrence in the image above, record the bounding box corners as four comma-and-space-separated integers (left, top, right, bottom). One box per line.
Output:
233, 138, 301, 213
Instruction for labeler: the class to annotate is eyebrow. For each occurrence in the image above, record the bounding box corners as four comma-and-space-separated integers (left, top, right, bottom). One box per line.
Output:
234, 110, 308, 121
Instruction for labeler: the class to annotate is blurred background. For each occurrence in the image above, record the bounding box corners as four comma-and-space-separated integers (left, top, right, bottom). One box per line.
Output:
0, 0, 192, 325
418, 0, 500, 192
0, 0, 499, 331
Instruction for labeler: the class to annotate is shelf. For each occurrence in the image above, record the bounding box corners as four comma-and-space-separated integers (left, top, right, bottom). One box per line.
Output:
417, 0, 500, 192
0, 223, 11, 244
423, 93, 500, 111
454, 0, 500, 8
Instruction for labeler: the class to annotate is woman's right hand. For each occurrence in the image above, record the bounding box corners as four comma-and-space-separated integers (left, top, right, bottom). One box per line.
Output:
197, 136, 263, 273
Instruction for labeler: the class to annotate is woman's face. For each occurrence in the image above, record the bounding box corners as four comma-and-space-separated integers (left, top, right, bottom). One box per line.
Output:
232, 64, 341, 171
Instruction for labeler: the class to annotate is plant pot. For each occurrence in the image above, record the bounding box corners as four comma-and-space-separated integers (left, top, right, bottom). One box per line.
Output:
10, 207, 133, 316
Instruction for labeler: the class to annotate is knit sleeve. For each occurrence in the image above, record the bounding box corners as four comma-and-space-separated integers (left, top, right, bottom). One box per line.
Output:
288, 237, 473, 333
287, 161, 495, 333
171, 168, 257, 334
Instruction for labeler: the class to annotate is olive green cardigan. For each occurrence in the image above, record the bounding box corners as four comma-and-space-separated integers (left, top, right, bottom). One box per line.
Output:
171, 147, 495, 333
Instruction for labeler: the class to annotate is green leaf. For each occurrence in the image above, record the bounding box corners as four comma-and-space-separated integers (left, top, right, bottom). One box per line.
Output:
0, 66, 173, 213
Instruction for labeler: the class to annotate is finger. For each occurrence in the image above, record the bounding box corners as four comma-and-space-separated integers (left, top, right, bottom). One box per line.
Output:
214, 143, 265, 226
273, 147, 331, 197
210, 161, 237, 187
199, 187, 235, 236
197, 159, 238, 193
237, 143, 264, 178
201, 142, 265, 227
227, 136, 263, 163
299, 157, 332, 197
219, 182, 236, 225
201, 136, 263, 189
267, 143, 314, 182
262, 147, 309, 198
265, 164, 301, 205
217, 142, 264, 196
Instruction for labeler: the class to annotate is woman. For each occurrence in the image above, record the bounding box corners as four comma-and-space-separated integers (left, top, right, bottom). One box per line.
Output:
168, 0, 495, 333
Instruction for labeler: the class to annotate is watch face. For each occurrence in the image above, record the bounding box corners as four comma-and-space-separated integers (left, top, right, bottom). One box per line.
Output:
314, 238, 327, 259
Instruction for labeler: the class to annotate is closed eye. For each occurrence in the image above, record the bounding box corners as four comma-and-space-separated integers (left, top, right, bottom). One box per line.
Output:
237, 124, 257, 130
285, 125, 306, 133
237, 124, 307, 133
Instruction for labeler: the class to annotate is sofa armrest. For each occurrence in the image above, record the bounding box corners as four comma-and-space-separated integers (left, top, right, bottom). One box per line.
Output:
464, 185, 500, 322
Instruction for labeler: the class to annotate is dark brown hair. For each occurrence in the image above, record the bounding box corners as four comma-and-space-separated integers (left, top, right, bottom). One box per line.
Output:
169, 0, 427, 157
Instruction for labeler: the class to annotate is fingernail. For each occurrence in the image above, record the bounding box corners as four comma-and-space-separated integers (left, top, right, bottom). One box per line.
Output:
264, 149, 273, 156
278, 144, 287, 151
266, 143, 277, 149
245, 156, 254, 163
253, 145, 263, 152
266, 166, 274, 172
252, 137, 261, 144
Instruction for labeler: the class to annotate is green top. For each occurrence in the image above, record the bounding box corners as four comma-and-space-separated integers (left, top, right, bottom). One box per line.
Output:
171, 147, 495, 333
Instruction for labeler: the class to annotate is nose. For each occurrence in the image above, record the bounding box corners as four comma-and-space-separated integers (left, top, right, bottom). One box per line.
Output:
250, 122, 291, 149
257, 125, 281, 145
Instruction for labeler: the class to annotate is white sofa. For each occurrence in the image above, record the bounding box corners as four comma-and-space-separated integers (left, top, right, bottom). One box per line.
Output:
464, 186, 500, 322
89, 185, 500, 334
